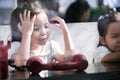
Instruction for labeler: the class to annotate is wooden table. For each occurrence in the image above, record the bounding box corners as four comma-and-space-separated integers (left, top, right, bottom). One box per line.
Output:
6, 63, 120, 80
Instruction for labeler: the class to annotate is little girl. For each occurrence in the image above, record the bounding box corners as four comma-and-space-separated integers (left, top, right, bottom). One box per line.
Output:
9, 0, 75, 77
93, 10, 120, 63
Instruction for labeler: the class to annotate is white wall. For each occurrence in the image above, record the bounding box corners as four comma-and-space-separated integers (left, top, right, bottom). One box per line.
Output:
50, 22, 99, 63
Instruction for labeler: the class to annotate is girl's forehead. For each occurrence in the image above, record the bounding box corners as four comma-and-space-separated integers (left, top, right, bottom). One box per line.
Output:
108, 22, 120, 33
36, 13, 48, 20
109, 22, 120, 28
35, 13, 49, 24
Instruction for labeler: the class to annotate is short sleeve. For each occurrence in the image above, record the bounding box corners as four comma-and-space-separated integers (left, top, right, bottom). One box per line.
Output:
8, 41, 20, 59
93, 46, 111, 63
50, 40, 63, 56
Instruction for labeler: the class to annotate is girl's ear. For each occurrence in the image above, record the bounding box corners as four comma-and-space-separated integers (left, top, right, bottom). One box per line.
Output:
99, 36, 106, 45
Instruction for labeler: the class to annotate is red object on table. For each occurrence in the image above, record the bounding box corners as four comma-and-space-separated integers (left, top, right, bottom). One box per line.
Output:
27, 54, 88, 74
0, 41, 11, 79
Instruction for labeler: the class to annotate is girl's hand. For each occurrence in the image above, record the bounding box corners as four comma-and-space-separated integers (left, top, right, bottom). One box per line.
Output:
18, 9, 36, 35
115, 12, 120, 21
50, 16, 68, 32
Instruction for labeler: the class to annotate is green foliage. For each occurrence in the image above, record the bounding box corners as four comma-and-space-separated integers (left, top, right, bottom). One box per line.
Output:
90, 6, 110, 15
89, 6, 110, 21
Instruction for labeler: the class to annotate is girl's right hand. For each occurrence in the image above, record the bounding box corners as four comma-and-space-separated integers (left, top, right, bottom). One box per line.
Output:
18, 9, 36, 35
50, 16, 68, 32
115, 12, 120, 21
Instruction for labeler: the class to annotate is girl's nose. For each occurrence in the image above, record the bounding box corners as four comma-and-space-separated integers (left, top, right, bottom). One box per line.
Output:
118, 37, 120, 43
40, 28, 46, 36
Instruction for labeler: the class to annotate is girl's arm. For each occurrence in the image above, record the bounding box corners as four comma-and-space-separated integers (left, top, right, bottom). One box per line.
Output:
50, 16, 75, 62
12, 10, 36, 66
101, 52, 120, 63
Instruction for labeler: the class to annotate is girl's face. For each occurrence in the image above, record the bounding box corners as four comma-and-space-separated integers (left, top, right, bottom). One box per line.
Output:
83, 9, 90, 21
104, 22, 120, 52
31, 12, 51, 45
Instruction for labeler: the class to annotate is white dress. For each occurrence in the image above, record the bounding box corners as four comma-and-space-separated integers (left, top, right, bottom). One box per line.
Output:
8, 40, 63, 78
93, 46, 111, 63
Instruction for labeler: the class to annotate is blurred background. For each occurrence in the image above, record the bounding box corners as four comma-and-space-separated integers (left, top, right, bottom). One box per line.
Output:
0, 0, 120, 25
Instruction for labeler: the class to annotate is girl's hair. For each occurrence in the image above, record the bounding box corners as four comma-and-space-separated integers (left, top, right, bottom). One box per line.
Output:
10, 0, 48, 42
65, 0, 90, 23
17, 0, 44, 8
97, 11, 118, 46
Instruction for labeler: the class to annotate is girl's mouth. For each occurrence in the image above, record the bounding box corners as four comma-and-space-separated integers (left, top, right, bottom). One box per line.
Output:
40, 36, 47, 40
40, 37, 47, 41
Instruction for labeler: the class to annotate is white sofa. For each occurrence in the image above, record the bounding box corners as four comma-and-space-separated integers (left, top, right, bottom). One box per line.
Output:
0, 22, 99, 63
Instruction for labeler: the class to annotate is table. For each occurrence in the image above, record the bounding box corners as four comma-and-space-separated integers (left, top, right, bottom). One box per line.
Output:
6, 63, 120, 80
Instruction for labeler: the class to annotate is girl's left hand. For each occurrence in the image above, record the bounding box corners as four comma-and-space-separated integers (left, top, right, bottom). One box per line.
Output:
50, 16, 68, 32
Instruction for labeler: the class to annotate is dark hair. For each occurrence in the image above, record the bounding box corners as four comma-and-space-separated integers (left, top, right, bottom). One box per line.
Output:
17, 0, 45, 8
98, 11, 118, 45
65, 0, 90, 23
10, 0, 48, 42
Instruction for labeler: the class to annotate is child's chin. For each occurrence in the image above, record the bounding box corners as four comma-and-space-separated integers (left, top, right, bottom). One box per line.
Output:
39, 41, 47, 45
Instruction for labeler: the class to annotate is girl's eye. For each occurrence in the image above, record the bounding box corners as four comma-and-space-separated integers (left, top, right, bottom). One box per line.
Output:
45, 25, 49, 28
111, 35, 118, 38
44, 23, 50, 28
34, 28, 39, 31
